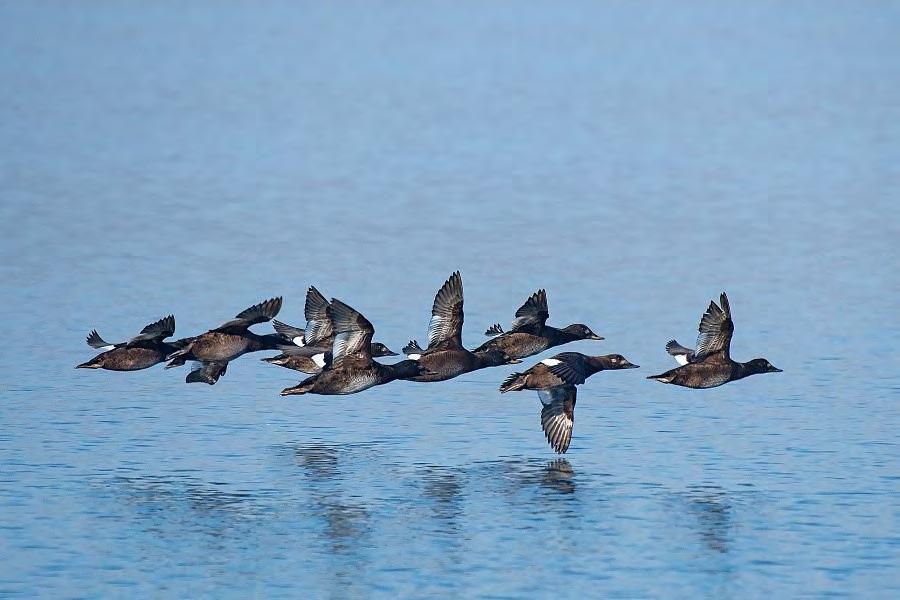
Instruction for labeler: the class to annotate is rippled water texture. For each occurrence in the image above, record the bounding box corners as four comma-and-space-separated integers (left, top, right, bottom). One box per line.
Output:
1, 1, 898, 597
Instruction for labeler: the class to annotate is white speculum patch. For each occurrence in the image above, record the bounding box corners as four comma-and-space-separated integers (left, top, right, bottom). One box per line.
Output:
674, 355, 689, 366
408, 353, 422, 360
293, 336, 305, 346
312, 353, 326, 368
541, 358, 562, 366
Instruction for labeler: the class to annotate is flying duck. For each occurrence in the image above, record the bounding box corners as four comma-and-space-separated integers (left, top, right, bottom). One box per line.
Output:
474, 289, 603, 360
280, 299, 425, 395
401, 272, 519, 382
648, 292, 781, 388
76, 315, 187, 371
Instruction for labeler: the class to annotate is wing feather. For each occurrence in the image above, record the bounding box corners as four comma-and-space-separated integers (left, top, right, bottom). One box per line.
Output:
426, 272, 464, 349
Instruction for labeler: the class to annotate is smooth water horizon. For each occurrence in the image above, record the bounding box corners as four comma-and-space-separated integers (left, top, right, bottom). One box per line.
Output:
1, 1, 898, 597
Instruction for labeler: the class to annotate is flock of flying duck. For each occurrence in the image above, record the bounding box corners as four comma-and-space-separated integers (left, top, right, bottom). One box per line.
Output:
77, 272, 781, 453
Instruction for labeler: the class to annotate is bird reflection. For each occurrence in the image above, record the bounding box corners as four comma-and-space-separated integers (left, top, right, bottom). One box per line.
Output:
293, 443, 340, 480
542, 458, 576, 494
288, 440, 373, 597
418, 465, 465, 528
683, 485, 732, 554
108, 474, 260, 542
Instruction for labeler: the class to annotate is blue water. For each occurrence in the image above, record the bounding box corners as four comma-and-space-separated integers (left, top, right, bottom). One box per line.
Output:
1, 1, 898, 597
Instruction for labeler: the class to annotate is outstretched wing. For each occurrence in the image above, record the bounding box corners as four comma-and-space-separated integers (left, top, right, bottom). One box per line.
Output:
329, 298, 374, 368
546, 353, 591, 385
215, 297, 282, 332
303, 286, 334, 346
538, 385, 577, 454
186, 361, 229, 385
665, 339, 695, 365
694, 292, 734, 361
426, 271, 464, 349
128, 314, 176, 345
86, 330, 117, 350
272, 319, 306, 346
510, 289, 549, 332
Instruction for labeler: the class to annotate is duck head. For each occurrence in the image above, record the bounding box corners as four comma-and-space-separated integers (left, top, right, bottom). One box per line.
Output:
562, 324, 604, 341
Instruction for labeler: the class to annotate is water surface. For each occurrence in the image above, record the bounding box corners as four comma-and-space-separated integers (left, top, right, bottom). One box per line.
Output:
1, 1, 898, 597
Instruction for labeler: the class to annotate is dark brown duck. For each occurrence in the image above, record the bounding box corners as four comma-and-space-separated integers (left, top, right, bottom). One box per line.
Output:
76, 315, 187, 371
400, 272, 519, 383
473, 289, 604, 360
263, 286, 396, 374
499, 352, 639, 392
165, 297, 283, 370
648, 292, 781, 389
280, 299, 425, 395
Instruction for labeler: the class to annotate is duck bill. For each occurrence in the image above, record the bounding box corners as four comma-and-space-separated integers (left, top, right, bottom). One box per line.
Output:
384, 351, 400, 357
622, 361, 640, 369
769, 366, 783, 373
507, 358, 523, 365
75, 361, 101, 369
590, 335, 605, 341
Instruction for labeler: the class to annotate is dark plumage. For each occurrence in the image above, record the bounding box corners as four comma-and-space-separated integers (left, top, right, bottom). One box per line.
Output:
281, 299, 427, 395
164, 298, 283, 377
499, 352, 639, 392
76, 315, 188, 371
474, 289, 603, 360
265, 286, 396, 374
262, 342, 397, 374
648, 292, 781, 388
401, 272, 520, 382
185, 361, 229, 385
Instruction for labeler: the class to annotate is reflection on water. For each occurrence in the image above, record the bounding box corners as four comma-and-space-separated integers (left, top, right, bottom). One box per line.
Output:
683, 485, 733, 555
418, 464, 466, 526
110, 475, 257, 521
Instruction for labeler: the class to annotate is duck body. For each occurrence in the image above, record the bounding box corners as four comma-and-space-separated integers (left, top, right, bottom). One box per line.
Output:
176, 330, 281, 363
282, 359, 423, 395
76, 315, 188, 371
473, 325, 602, 361
474, 289, 603, 360
403, 347, 511, 383
78, 341, 182, 371
500, 352, 639, 392
648, 356, 781, 389
165, 297, 282, 370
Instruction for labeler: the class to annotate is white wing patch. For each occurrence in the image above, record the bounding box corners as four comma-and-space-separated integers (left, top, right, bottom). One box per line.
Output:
293, 336, 305, 347
427, 315, 447, 347
541, 358, 562, 367
331, 332, 351, 361
100, 345, 116, 351
312, 353, 326, 368
407, 353, 422, 360
674, 354, 689, 366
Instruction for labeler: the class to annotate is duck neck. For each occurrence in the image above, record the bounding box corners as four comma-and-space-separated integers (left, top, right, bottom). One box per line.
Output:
248, 332, 282, 351
474, 351, 503, 368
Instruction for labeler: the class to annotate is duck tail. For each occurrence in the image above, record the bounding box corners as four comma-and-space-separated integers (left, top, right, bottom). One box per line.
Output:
403, 340, 424, 358
484, 323, 504, 337
647, 372, 674, 384
499, 372, 526, 393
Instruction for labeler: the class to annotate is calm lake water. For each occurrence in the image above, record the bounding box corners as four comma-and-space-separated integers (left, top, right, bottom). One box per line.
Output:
1, 1, 898, 597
